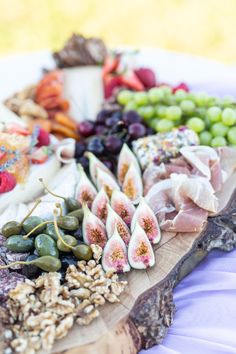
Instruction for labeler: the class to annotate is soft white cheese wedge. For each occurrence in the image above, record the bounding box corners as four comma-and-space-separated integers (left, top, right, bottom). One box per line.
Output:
63, 66, 104, 122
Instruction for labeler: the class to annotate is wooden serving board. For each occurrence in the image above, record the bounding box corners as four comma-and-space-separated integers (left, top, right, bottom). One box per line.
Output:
51, 172, 236, 354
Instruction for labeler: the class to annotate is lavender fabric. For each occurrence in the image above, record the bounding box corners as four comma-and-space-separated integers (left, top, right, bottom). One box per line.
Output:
141, 249, 236, 354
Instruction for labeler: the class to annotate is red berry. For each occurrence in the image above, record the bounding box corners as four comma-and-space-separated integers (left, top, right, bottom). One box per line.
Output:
0, 171, 16, 194
173, 82, 189, 93
134, 68, 157, 89
36, 128, 50, 147
104, 75, 123, 98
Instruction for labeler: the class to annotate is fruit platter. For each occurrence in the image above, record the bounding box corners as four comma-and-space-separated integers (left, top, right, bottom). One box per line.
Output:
1, 34, 236, 354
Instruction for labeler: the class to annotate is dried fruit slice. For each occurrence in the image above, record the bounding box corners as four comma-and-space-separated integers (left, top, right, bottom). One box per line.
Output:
111, 190, 135, 227
96, 168, 120, 198
91, 188, 109, 224
75, 164, 97, 208
86, 152, 115, 185
122, 163, 143, 204
106, 204, 131, 245
131, 197, 161, 244
117, 144, 141, 185
102, 226, 130, 273
82, 204, 107, 248
128, 223, 155, 269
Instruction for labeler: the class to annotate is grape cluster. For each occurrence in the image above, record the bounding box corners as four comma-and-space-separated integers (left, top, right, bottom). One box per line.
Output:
117, 88, 236, 147
75, 109, 153, 171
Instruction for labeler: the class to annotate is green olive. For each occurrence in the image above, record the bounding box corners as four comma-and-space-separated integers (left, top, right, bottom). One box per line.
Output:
72, 244, 93, 261
31, 256, 61, 272
67, 208, 84, 221
1, 221, 22, 238
57, 216, 79, 231
57, 235, 77, 252
35, 234, 59, 258
45, 224, 65, 241
22, 216, 45, 235
65, 198, 81, 212
5, 235, 34, 252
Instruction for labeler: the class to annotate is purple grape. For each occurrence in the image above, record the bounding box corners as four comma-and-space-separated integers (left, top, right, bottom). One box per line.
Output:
123, 110, 141, 125
78, 121, 95, 137
128, 123, 146, 139
105, 135, 123, 154
102, 160, 113, 171
77, 156, 89, 169
87, 137, 105, 155
105, 115, 121, 127
96, 110, 110, 124
95, 125, 107, 135
75, 142, 86, 158
146, 127, 154, 135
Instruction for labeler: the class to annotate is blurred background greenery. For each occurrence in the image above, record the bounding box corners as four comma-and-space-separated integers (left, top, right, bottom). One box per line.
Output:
0, 0, 236, 64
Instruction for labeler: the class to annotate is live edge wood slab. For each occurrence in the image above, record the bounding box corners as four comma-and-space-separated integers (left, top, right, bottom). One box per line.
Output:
52, 172, 236, 354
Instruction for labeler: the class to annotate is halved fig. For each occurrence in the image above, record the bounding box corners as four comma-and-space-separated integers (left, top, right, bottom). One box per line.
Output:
117, 144, 141, 185
82, 203, 107, 248
102, 226, 130, 273
86, 152, 115, 185
96, 168, 120, 198
106, 204, 131, 245
75, 164, 97, 208
91, 188, 109, 224
122, 163, 143, 204
131, 197, 161, 244
128, 223, 155, 269
111, 190, 135, 227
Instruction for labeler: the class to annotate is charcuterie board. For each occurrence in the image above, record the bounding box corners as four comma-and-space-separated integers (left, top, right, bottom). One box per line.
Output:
50, 172, 236, 354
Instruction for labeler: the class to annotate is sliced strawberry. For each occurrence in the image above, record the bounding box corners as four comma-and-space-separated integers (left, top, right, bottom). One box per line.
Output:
0, 172, 16, 193
134, 68, 157, 89
102, 54, 121, 78
120, 71, 144, 91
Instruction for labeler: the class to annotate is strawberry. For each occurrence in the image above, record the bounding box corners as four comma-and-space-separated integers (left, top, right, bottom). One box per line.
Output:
30, 147, 49, 164
102, 54, 121, 78
0, 171, 16, 194
134, 68, 157, 89
104, 75, 123, 98
36, 128, 50, 147
120, 71, 144, 91
173, 82, 189, 93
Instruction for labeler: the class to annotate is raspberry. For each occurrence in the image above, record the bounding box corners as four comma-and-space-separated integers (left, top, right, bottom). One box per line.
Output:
36, 128, 50, 147
0, 172, 16, 193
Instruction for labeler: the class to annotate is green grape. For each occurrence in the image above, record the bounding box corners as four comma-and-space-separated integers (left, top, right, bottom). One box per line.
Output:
160, 85, 172, 96
180, 100, 196, 115
148, 88, 165, 103
194, 92, 209, 107
141, 106, 155, 120
117, 90, 133, 105
222, 95, 235, 106
187, 92, 196, 101
134, 92, 149, 106
207, 106, 221, 123
155, 119, 174, 133
156, 105, 167, 118
137, 106, 147, 117
149, 118, 159, 130
211, 136, 227, 147
195, 108, 207, 119
204, 116, 211, 130
199, 131, 212, 145
124, 101, 137, 112
211, 122, 228, 137
187, 117, 205, 133
166, 106, 182, 121
174, 89, 187, 102
227, 127, 236, 145
222, 108, 236, 126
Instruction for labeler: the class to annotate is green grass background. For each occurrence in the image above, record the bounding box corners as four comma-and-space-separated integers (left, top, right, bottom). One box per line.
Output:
0, 0, 236, 63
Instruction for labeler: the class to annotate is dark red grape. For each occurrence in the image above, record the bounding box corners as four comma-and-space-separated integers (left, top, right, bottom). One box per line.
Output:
123, 110, 141, 125
128, 123, 146, 139
87, 137, 104, 155
105, 115, 121, 127
75, 142, 86, 158
95, 125, 107, 135
78, 121, 95, 137
105, 135, 123, 154
102, 160, 113, 171
77, 156, 89, 169
96, 110, 110, 124
146, 127, 154, 135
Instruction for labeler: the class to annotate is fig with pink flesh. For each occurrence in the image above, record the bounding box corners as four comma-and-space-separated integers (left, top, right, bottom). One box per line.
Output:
96, 168, 120, 198
102, 226, 130, 273
106, 204, 131, 245
128, 223, 155, 269
75, 164, 97, 208
91, 188, 109, 224
86, 152, 115, 185
117, 144, 141, 185
131, 197, 161, 244
111, 190, 135, 227
82, 204, 107, 249
122, 163, 143, 204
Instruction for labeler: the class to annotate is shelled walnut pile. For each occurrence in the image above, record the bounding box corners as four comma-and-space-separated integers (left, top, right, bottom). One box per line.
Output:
2, 245, 127, 354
